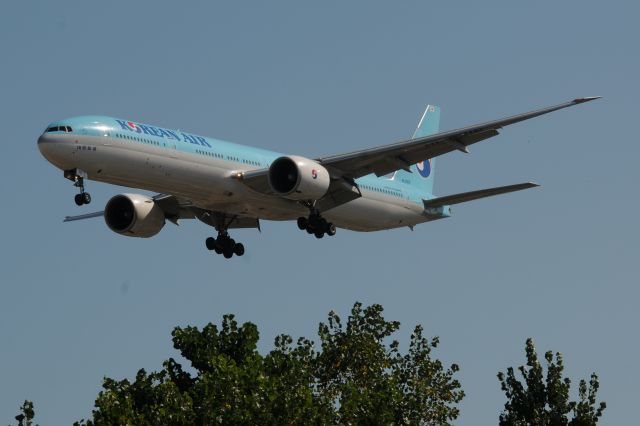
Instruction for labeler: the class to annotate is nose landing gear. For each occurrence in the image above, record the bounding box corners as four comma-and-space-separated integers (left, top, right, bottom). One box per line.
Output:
205, 232, 245, 259
297, 212, 336, 239
73, 184, 91, 206
65, 169, 91, 206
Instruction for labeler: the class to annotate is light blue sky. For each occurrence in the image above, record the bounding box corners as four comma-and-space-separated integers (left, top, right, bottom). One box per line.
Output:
1, 1, 637, 423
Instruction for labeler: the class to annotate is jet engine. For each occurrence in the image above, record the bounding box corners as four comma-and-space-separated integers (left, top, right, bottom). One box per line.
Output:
268, 155, 330, 200
104, 194, 165, 238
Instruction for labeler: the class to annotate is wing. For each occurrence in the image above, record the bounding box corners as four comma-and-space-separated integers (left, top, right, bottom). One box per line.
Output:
64, 193, 196, 224
63, 193, 260, 230
63, 211, 104, 222
318, 97, 600, 179
239, 97, 599, 206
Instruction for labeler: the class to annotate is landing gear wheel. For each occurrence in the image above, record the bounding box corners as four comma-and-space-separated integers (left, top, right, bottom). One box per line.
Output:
209, 216, 246, 259
205, 237, 216, 251
74, 192, 91, 206
217, 236, 231, 254
213, 234, 241, 258
299, 208, 335, 240
308, 215, 320, 230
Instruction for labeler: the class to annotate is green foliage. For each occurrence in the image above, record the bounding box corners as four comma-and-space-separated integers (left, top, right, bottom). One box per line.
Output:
72, 302, 463, 425
12, 400, 36, 426
497, 338, 606, 425
316, 303, 464, 425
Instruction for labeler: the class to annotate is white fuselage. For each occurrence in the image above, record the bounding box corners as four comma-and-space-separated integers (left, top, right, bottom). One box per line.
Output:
38, 128, 431, 232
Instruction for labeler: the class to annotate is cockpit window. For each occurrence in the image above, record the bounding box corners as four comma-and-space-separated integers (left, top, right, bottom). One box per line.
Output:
46, 126, 73, 133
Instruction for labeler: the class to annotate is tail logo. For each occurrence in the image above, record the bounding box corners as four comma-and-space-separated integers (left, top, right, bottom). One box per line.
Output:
416, 159, 431, 178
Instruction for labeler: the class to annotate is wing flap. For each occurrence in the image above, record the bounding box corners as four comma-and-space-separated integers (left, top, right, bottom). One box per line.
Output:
192, 208, 260, 230
339, 129, 499, 178
423, 182, 539, 208
237, 167, 362, 213
457, 128, 500, 147
315, 179, 361, 212
153, 193, 196, 221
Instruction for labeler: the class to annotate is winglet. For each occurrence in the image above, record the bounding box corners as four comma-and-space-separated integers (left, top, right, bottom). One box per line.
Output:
573, 96, 602, 104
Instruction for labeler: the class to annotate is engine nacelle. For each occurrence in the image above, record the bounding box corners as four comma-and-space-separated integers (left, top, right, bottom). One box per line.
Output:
268, 155, 331, 200
104, 194, 165, 238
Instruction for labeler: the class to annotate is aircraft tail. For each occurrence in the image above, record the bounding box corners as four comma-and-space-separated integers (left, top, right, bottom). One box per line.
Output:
394, 105, 440, 196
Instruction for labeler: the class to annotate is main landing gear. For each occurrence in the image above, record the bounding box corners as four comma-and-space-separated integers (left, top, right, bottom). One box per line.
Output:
297, 212, 336, 239
205, 231, 245, 259
65, 169, 91, 206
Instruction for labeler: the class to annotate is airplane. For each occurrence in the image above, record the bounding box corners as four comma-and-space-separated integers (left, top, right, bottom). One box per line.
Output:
37, 97, 599, 259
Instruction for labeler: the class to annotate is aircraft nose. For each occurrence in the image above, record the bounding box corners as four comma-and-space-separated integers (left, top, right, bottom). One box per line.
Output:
38, 133, 71, 169
37, 133, 56, 158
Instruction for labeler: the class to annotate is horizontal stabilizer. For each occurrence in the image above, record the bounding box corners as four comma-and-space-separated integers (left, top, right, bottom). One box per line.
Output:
423, 182, 539, 208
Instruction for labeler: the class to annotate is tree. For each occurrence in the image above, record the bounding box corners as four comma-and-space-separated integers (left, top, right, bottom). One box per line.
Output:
12, 400, 36, 426
68, 302, 463, 425
497, 338, 606, 425
316, 303, 464, 424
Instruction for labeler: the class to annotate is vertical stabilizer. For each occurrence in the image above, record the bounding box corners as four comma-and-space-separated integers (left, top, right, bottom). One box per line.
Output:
394, 105, 440, 196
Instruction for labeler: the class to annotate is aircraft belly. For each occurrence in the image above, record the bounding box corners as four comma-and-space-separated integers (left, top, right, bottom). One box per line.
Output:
197, 190, 307, 221
323, 197, 424, 232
